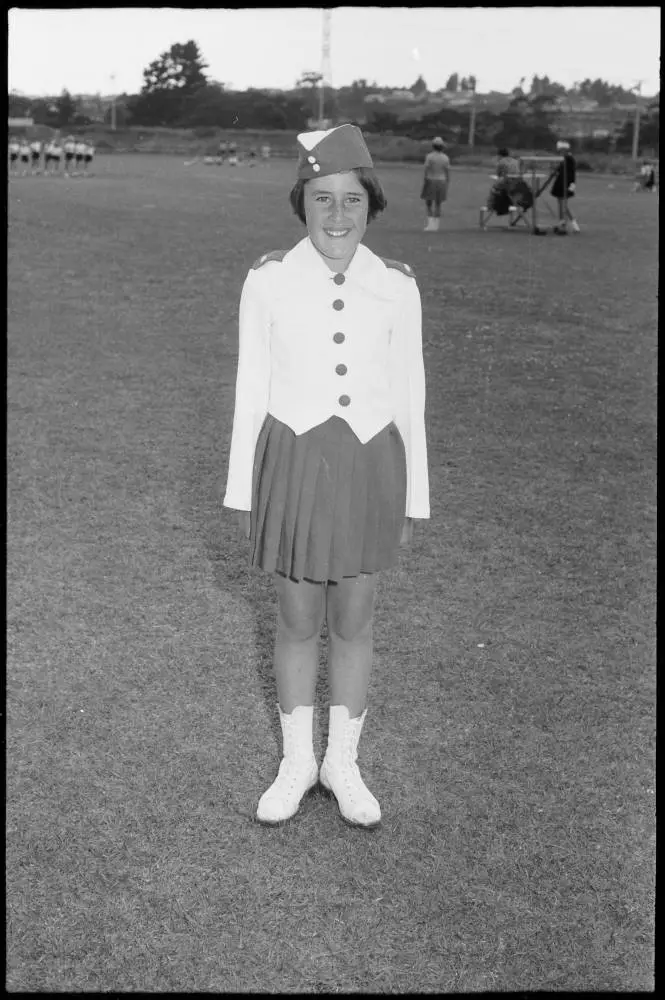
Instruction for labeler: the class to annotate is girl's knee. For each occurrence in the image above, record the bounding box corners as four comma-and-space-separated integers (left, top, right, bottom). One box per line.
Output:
277, 578, 324, 641
326, 578, 376, 642
278, 611, 321, 642
328, 614, 372, 643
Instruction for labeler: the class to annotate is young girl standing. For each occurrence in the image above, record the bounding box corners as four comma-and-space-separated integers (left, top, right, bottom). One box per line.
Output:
552, 140, 581, 233
224, 125, 430, 829
420, 136, 450, 232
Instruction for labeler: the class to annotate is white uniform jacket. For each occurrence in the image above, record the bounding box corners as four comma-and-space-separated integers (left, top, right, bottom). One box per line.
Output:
223, 236, 430, 519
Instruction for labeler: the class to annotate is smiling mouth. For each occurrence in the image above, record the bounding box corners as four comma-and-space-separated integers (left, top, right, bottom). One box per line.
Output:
324, 229, 351, 238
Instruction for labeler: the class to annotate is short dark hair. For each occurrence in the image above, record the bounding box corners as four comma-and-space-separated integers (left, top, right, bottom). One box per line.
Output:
498, 147, 510, 158
289, 166, 387, 225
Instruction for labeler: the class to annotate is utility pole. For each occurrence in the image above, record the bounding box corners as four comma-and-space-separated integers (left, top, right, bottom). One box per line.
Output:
468, 77, 477, 148
320, 9, 332, 127
110, 74, 117, 131
631, 80, 643, 162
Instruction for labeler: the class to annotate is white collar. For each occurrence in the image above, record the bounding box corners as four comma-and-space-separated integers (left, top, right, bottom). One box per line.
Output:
286, 237, 398, 300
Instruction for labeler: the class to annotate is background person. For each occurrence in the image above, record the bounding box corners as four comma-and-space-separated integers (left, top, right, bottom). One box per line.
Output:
495, 146, 521, 180
43, 139, 55, 174
223, 124, 429, 830
51, 139, 64, 174
74, 139, 87, 176
83, 142, 95, 175
19, 137, 31, 175
9, 136, 20, 175
29, 137, 43, 175
552, 140, 580, 233
633, 159, 656, 193
485, 147, 521, 216
63, 135, 76, 175
420, 136, 450, 231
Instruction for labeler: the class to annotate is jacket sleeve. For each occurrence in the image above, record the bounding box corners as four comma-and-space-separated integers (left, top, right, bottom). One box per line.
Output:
389, 279, 430, 519
223, 270, 271, 510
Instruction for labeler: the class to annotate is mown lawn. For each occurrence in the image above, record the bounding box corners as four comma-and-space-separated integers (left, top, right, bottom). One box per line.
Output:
7, 155, 656, 992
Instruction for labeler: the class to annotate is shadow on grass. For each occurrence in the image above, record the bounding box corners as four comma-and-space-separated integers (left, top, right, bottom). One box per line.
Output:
178, 440, 340, 764
176, 443, 286, 755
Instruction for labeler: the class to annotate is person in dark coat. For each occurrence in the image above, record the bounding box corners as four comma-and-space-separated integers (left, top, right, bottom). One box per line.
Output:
552, 140, 580, 233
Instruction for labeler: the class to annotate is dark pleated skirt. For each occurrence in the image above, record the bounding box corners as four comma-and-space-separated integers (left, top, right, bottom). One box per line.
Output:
250, 415, 407, 584
420, 178, 448, 204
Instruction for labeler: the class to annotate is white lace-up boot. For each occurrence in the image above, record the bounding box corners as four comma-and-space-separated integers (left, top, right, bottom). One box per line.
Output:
256, 705, 319, 825
423, 217, 436, 231
319, 705, 381, 829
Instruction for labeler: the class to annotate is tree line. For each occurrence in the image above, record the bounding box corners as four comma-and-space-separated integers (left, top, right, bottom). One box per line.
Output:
9, 40, 658, 153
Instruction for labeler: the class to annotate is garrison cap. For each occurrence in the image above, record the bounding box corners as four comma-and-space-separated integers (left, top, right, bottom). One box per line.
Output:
296, 124, 373, 180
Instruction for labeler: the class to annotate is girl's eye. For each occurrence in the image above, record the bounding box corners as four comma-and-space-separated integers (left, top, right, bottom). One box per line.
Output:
314, 195, 363, 204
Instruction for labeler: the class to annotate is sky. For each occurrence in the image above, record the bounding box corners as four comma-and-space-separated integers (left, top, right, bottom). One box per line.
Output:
8, 6, 661, 98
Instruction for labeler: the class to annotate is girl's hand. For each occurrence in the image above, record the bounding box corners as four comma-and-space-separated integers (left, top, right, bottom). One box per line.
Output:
400, 517, 414, 545
236, 510, 251, 539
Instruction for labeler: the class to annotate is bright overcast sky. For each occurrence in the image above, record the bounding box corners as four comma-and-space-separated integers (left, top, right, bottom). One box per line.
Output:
8, 6, 661, 97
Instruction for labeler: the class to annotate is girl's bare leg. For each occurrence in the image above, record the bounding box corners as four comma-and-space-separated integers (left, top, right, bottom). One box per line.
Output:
326, 573, 377, 718
273, 575, 325, 711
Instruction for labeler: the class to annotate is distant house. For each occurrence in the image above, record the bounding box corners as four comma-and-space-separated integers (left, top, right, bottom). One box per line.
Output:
388, 90, 417, 102
552, 106, 627, 140
441, 91, 474, 107
553, 96, 599, 113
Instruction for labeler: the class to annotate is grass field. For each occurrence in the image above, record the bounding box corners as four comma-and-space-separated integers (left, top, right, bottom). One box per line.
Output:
7, 156, 656, 992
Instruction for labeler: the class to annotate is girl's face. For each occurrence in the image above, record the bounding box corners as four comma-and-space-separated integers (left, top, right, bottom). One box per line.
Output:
304, 170, 368, 272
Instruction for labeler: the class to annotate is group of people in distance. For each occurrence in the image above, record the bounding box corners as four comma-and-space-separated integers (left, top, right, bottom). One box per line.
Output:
199, 139, 272, 167
427, 136, 657, 235
420, 135, 580, 234
421, 136, 580, 235
482, 140, 580, 233
8, 135, 96, 177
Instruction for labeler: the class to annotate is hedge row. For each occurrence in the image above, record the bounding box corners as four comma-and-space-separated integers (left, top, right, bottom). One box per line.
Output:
66, 125, 644, 176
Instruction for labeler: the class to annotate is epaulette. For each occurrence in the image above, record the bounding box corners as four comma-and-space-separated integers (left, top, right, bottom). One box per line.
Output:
381, 257, 416, 279
251, 249, 288, 270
